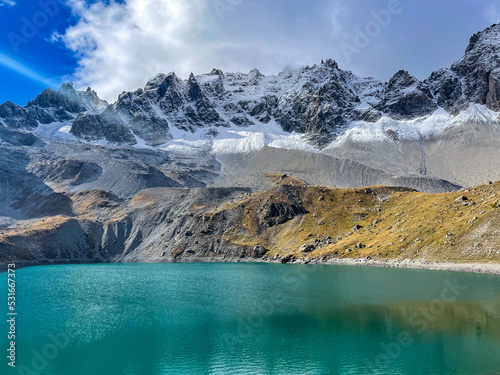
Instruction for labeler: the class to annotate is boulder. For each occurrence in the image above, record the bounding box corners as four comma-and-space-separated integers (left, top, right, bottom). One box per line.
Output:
300, 244, 316, 253
253, 244, 268, 258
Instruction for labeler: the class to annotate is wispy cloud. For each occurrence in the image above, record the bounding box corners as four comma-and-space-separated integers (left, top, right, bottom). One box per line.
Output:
485, 4, 500, 23
0, 0, 16, 7
0, 52, 55, 86
327, 0, 350, 36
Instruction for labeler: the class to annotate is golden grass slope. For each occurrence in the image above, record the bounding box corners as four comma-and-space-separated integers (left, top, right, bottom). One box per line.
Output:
1, 177, 500, 266
217, 177, 500, 264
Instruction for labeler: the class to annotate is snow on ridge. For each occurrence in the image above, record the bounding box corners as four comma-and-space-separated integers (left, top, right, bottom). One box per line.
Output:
326, 104, 500, 149
158, 119, 318, 155
451, 103, 500, 125
31, 101, 500, 155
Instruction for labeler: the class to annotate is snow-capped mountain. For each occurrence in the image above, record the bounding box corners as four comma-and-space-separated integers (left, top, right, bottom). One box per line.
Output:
0, 83, 107, 130
67, 60, 385, 147
2, 24, 500, 152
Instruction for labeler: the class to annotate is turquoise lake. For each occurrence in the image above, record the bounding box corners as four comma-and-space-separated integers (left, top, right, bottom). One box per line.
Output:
2, 263, 500, 374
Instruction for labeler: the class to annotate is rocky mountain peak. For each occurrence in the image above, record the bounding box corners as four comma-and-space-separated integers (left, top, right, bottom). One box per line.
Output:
28, 87, 72, 109
210, 68, 224, 76
323, 59, 339, 70
453, 23, 500, 73
466, 31, 481, 54
58, 82, 77, 93
248, 68, 263, 77
379, 70, 437, 119
247, 68, 264, 85
144, 72, 181, 95
79, 87, 107, 111
464, 23, 500, 54
387, 70, 418, 89
187, 72, 203, 100
449, 23, 500, 110
27, 83, 105, 113
0, 81, 108, 130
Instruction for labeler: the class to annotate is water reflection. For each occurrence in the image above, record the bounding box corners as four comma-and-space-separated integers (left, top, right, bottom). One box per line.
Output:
326, 298, 500, 338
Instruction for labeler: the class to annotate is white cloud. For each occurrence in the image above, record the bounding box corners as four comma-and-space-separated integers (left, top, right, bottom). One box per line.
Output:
485, 4, 500, 24
54, 0, 331, 102
327, 0, 349, 36
55, 0, 228, 101
0, 0, 16, 7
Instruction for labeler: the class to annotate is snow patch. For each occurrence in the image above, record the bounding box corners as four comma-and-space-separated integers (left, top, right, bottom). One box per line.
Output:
34, 121, 78, 141
327, 104, 500, 149
451, 103, 500, 125
151, 120, 319, 155
132, 133, 154, 149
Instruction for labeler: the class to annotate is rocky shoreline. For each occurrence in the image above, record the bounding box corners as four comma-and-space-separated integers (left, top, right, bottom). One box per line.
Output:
177, 257, 500, 275
2, 256, 500, 276
316, 258, 500, 275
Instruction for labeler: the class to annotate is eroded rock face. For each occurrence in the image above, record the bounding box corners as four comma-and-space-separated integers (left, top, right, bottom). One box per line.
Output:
71, 106, 137, 145
0, 127, 38, 146
427, 69, 467, 115
0, 101, 39, 129
274, 60, 365, 134
448, 23, 500, 111
253, 244, 269, 258
258, 185, 309, 227
486, 75, 500, 111
29, 159, 102, 186
111, 72, 227, 145
379, 70, 437, 119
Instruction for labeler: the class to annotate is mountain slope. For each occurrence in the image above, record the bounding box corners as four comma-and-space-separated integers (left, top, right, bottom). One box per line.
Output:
1, 178, 499, 269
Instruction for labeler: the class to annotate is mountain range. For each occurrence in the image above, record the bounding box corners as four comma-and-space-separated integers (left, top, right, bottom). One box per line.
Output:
1, 23, 500, 268
3, 24, 500, 145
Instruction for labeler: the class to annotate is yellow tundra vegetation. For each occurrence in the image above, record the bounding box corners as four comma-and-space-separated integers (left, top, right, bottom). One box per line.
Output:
219, 177, 500, 264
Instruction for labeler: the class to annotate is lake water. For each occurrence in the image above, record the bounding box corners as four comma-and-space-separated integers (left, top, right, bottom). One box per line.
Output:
2, 263, 500, 375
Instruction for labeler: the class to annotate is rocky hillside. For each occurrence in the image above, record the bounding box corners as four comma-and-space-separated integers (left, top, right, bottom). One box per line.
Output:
1, 176, 500, 268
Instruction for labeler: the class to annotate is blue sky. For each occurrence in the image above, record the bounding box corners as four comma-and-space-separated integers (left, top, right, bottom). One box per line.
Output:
0, 0, 76, 104
0, 0, 499, 105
